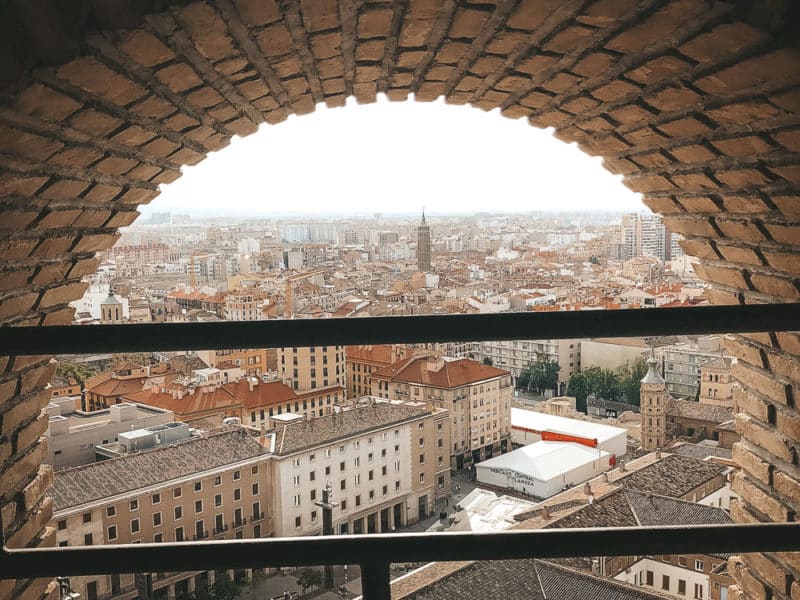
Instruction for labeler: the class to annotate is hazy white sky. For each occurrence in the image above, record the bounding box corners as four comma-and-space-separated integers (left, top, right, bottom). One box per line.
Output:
149, 95, 645, 216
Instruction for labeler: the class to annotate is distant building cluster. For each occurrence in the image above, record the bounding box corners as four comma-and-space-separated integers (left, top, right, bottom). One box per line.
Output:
46, 211, 745, 600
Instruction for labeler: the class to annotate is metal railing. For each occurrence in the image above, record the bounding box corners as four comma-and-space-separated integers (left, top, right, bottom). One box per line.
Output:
1, 303, 800, 600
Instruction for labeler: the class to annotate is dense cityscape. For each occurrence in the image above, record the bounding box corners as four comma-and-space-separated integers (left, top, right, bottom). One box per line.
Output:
45, 209, 743, 600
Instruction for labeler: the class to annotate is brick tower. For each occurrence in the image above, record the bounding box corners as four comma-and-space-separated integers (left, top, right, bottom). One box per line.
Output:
640, 347, 667, 452
417, 209, 431, 272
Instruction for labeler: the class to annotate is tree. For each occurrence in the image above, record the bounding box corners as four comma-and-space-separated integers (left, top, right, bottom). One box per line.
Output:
588, 255, 600, 265
56, 361, 96, 385
567, 371, 589, 413
567, 366, 623, 412
616, 357, 648, 407
517, 353, 560, 396
482, 356, 493, 366
296, 567, 323, 594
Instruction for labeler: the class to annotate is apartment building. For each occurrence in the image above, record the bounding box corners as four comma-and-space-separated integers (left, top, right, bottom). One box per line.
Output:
236, 377, 345, 429
655, 337, 728, 399
196, 347, 275, 376
50, 429, 274, 600
471, 338, 581, 389
269, 399, 450, 537
278, 345, 346, 391
370, 355, 512, 469
345, 344, 421, 397
45, 399, 174, 470
222, 291, 264, 321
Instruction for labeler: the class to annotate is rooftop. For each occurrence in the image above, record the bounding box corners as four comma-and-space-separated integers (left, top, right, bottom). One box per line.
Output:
510, 408, 627, 443
478, 441, 610, 482
396, 559, 670, 600
51, 430, 267, 512
667, 399, 734, 423
273, 400, 431, 456
372, 356, 510, 388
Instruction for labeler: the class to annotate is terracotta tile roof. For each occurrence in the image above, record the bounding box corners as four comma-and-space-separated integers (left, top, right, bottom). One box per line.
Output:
667, 399, 734, 423
51, 430, 267, 512
123, 385, 241, 418
372, 356, 510, 388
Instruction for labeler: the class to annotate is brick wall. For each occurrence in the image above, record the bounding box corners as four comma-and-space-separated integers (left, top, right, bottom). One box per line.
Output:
0, 1, 797, 599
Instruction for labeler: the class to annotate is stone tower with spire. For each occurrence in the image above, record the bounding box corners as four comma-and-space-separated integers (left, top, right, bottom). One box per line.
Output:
640, 346, 667, 451
100, 286, 123, 324
417, 208, 431, 272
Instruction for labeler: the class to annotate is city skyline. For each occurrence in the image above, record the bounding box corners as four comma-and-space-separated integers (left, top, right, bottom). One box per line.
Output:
150, 96, 645, 217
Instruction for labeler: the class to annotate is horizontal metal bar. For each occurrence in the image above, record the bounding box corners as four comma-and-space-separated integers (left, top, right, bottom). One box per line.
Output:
3, 523, 800, 579
1, 304, 798, 355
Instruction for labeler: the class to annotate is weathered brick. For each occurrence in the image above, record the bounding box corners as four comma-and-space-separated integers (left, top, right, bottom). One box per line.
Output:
0, 438, 46, 498
37, 209, 81, 229
750, 272, 800, 300
679, 237, 719, 260
179, 3, 235, 60
6, 496, 53, 549
697, 262, 749, 289
257, 24, 294, 57
678, 196, 721, 212
670, 173, 718, 192
646, 85, 702, 112
695, 48, 800, 96
41, 306, 75, 326
622, 174, 673, 193
717, 168, 772, 189
777, 411, 800, 446
58, 57, 146, 105
680, 22, 769, 64
0, 125, 64, 161
763, 250, 800, 276
118, 30, 175, 67
725, 335, 766, 367
669, 144, 717, 163
733, 443, 773, 486
770, 164, 800, 186
14, 410, 48, 455
626, 55, 692, 85
742, 552, 792, 596
0, 173, 49, 197
764, 222, 800, 245
234, 0, 280, 27
737, 413, 795, 464
663, 215, 717, 238
0, 292, 40, 322
717, 244, 762, 266
543, 25, 594, 53
657, 116, 712, 138
105, 210, 141, 229
449, 8, 489, 38
16, 84, 82, 122
772, 129, 800, 153
716, 218, 766, 242
592, 79, 638, 102
506, 0, 561, 31
37, 281, 89, 309
0, 268, 32, 293
708, 100, 786, 127
732, 472, 793, 522
94, 156, 138, 176
31, 261, 71, 286
735, 362, 792, 406
20, 363, 56, 395
712, 136, 774, 157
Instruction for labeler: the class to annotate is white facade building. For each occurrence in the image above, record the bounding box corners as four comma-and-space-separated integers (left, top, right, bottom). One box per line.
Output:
510, 408, 628, 458
476, 441, 611, 499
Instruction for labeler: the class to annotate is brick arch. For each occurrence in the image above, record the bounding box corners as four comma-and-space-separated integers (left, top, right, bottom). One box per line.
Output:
0, 1, 798, 599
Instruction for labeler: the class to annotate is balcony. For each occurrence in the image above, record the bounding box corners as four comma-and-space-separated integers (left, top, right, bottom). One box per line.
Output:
232, 518, 247, 529
2, 305, 800, 599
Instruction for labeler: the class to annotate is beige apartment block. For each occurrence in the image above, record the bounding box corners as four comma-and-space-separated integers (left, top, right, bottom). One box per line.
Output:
371, 356, 512, 469
51, 429, 274, 600
345, 344, 422, 398
196, 347, 274, 376
278, 345, 346, 392
269, 399, 450, 537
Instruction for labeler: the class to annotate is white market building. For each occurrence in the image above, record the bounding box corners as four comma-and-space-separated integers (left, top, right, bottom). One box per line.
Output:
476, 440, 612, 499
511, 408, 628, 458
